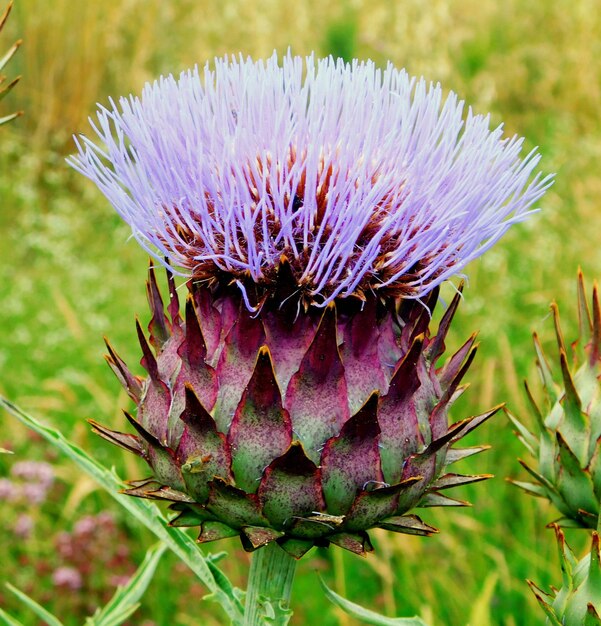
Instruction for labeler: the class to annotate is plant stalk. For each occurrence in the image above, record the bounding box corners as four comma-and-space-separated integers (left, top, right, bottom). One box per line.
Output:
243, 542, 297, 626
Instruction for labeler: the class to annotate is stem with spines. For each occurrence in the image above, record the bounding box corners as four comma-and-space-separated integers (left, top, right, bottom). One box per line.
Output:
244, 543, 297, 626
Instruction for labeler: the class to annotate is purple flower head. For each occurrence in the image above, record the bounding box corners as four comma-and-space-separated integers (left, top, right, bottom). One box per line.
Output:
52, 566, 83, 591
0, 477, 18, 501
73, 515, 98, 536
70, 53, 552, 307
13, 514, 34, 539
11, 460, 54, 487
21, 482, 48, 504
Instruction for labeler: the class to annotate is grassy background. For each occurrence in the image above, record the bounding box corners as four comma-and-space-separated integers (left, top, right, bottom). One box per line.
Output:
1, 0, 601, 623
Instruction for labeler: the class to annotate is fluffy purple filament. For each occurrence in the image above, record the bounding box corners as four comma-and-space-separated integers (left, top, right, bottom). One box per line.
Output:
70, 53, 552, 306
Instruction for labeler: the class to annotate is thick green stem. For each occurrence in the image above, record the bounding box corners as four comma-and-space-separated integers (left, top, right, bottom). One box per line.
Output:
243, 542, 297, 626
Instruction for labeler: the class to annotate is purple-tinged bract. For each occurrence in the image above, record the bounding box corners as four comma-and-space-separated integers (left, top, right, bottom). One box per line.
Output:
91, 265, 500, 557
70, 53, 551, 307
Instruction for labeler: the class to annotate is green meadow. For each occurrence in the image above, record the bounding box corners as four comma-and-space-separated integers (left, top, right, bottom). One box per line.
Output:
1, 1, 600, 623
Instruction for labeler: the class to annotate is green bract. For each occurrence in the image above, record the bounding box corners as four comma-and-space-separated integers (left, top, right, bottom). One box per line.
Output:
529, 525, 601, 625
94, 264, 497, 557
509, 271, 601, 528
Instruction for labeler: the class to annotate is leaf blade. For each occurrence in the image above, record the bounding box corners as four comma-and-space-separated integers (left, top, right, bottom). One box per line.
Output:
0, 607, 26, 626
5, 583, 64, 626
319, 578, 429, 626
0, 396, 244, 625
91, 542, 167, 626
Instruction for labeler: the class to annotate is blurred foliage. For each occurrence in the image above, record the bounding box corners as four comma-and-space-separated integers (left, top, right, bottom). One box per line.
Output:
1, 0, 600, 624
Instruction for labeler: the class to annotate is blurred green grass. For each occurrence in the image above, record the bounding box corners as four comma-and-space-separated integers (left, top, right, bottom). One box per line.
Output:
1, 0, 600, 623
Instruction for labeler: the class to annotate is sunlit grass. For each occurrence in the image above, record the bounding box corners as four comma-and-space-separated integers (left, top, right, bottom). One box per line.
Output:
1, 0, 600, 623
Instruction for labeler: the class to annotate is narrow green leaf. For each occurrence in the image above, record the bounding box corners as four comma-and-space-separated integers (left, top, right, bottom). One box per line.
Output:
467, 573, 497, 626
584, 603, 601, 626
91, 542, 166, 626
0, 111, 21, 125
206, 557, 240, 606
0, 76, 20, 102
0, 396, 244, 626
554, 525, 575, 587
0, 607, 26, 626
319, 578, 429, 626
551, 516, 589, 529
592, 285, 601, 365
5, 583, 64, 626
556, 432, 598, 517
507, 479, 547, 498
0, 2, 11, 31
550, 302, 567, 355
89, 606, 140, 626
517, 457, 571, 514
532, 597, 562, 626
518, 459, 556, 492
506, 411, 538, 456
533, 333, 558, 403
0, 39, 21, 73
577, 268, 593, 343
445, 445, 490, 465
558, 350, 588, 461
526, 581, 562, 626
523, 380, 545, 430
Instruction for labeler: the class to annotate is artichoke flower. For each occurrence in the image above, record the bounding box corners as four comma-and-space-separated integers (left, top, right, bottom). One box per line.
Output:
509, 272, 601, 529
70, 54, 551, 557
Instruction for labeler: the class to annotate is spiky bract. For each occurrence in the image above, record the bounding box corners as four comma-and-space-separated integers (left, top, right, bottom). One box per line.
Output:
70, 53, 552, 309
529, 525, 601, 625
94, 266, 497, 557
0, 2, 22, 126
509, 271, 601, 528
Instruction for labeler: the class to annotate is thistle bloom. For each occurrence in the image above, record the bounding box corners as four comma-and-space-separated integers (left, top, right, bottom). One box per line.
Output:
71, 53, 551, 308
70, 54, 551, 557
